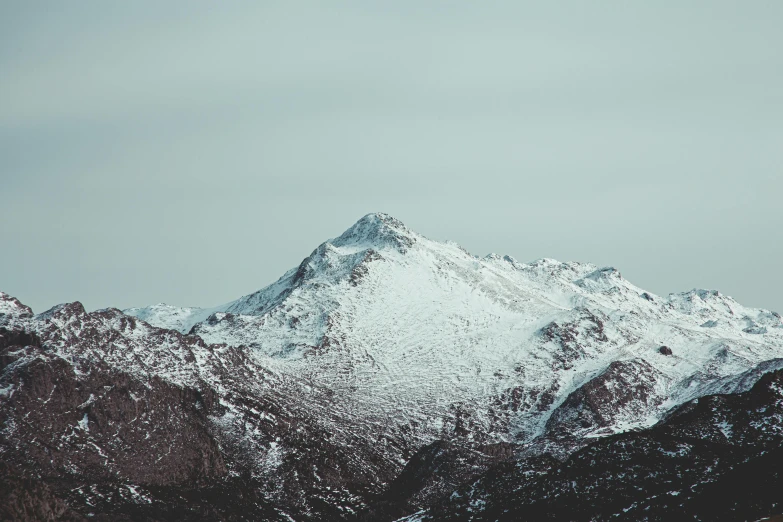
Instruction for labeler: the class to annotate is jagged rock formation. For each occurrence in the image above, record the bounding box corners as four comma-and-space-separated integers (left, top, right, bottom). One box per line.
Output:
2, 213, 783, 520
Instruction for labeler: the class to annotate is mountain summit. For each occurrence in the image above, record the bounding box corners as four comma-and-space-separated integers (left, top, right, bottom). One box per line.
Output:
126, 212, 783, 445
332, 212, 418, 252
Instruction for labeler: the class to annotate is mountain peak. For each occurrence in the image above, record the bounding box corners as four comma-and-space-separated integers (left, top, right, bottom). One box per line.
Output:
0, 292, 34, 319
331, 213, 417, 253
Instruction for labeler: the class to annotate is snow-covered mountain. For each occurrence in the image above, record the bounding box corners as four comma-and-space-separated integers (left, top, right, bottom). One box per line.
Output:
3, 212, 783, 520
127, 212, 783, 449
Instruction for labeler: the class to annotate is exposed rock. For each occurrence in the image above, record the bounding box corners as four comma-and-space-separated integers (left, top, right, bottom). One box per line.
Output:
542, 359, 667, 451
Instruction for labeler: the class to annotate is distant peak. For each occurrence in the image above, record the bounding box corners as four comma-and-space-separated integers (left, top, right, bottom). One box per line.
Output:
35, 301, 86, 321
483, 253, 520, 265
530, 258, 562, 266
353, 212, 408, 232
331, 213, 416, 253
365, 212, 396, 221
0, 292, 34, 318
584, 266, 622, 280
674, 289, 733, 302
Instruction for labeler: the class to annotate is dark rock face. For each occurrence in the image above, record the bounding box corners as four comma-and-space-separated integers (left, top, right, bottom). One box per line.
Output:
544, 359, 666, 444
540, 308, 609, 370
1, 342, 226, 483
0, 465, 87, 522
0, 328, 41, 352
0, 339, 279, 520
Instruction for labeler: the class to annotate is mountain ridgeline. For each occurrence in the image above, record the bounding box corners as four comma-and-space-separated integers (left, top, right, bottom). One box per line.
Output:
2, 213, 782, 521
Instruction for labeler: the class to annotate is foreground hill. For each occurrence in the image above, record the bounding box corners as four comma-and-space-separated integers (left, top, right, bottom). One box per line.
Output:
403, 366, 783, 521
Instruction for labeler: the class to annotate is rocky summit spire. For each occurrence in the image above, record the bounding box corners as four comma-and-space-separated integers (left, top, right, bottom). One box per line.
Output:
330, 212, 417, 253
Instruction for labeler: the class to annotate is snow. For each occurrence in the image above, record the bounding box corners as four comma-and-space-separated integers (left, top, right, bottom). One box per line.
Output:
122, 303, 213, 336
124, 485, 153, 504
0, 383, 14, 398
716, 420, 733, 440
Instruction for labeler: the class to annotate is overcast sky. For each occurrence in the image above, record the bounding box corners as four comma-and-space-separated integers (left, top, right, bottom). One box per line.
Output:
2, 1, 781, 314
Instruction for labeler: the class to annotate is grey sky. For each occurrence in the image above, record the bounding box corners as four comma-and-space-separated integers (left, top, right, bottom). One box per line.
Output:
2, 1, 781, 314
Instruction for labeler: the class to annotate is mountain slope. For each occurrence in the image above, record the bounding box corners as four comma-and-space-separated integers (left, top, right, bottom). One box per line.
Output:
127, 213, 783, 452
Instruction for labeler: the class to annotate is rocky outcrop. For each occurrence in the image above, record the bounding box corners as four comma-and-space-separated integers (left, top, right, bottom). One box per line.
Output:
545, 359, 667, 441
